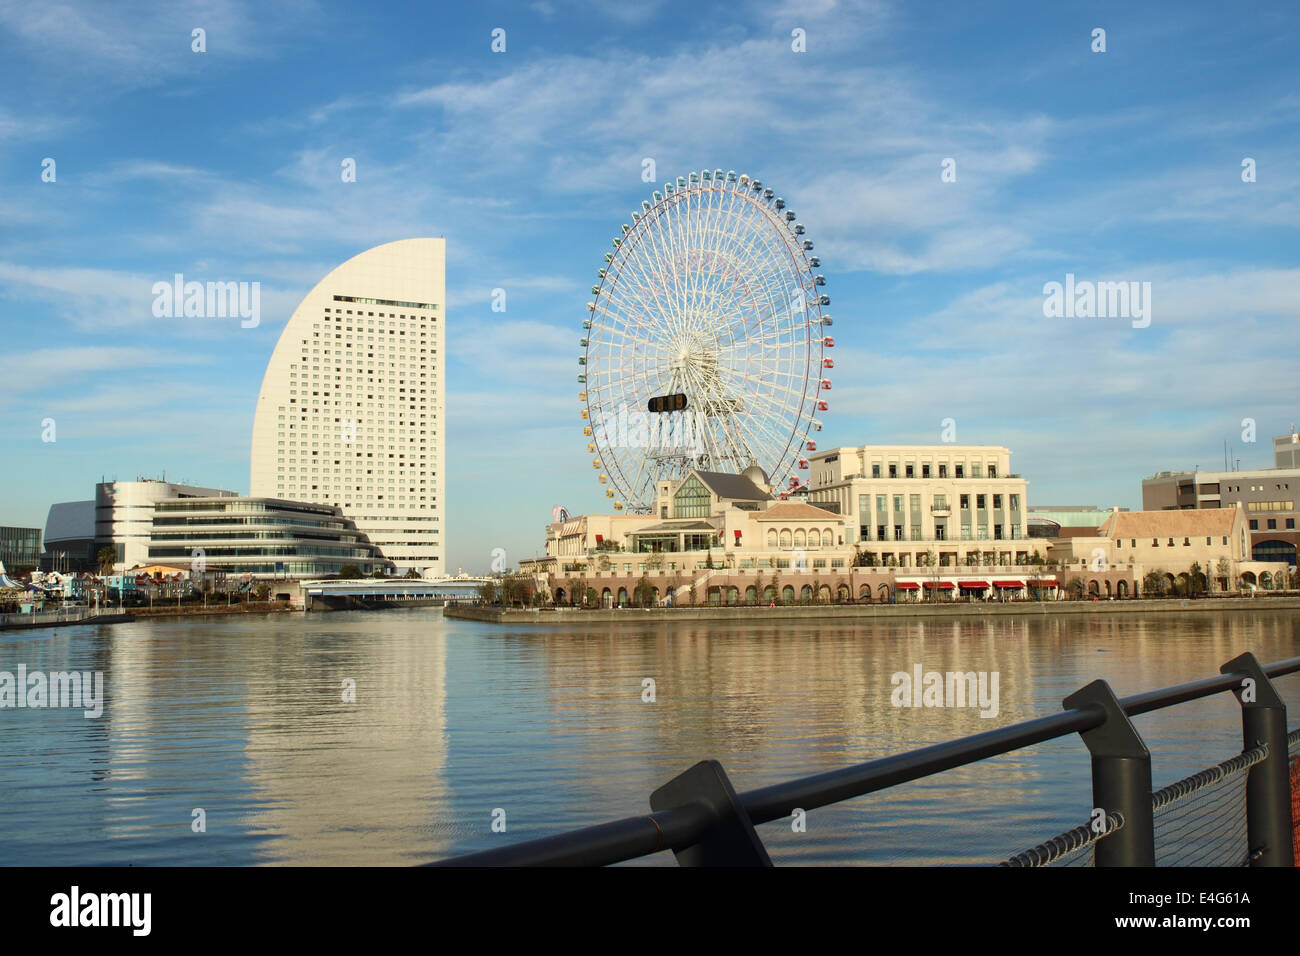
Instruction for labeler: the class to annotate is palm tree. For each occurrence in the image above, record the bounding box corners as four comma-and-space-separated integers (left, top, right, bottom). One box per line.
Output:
97, 546, 116, 576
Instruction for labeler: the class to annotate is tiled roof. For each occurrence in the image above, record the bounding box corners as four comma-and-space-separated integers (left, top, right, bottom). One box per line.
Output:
694, 471, 770, 501
1099, 508, 1239, 538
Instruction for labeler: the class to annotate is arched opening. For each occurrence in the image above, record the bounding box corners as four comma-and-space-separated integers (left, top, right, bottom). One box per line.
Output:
838, 584, 851, 603
1260, 571, 1273, 590
1117, 580, 1129, 599
745, 585, 757, 604
763, 585, 776, 603
809, 529, 821, 548
877, 583, 891, 603
1087, 580, 1100, 596
800, 584, 813, 602
555, 587, 567, 604
794, 529, 806, 548
779, 530, 792, 548
782, 585, 796, 604
859, 584, 873, 602
1240, 571, 1257, 586
601, 588, 612, 608
766, 529, 777, 548
1104, 580, 1112, 598
616, 587, 628, 606
726, 586, 739, 605
818, 585, 832, 603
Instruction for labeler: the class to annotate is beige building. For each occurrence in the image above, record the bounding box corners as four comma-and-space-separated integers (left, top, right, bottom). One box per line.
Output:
526, 459, 1055, 606
249, 239, 446, 576
1046, 505, 1267, 595
805, 444, 1039, 567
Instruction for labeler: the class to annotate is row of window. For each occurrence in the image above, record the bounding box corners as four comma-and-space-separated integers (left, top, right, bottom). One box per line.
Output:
861, 525, 1019, 541
1118, 536, 1231, 547
1249, 518, 1296, 530
859, 493, 1019, 513
867, 462, 1001, 479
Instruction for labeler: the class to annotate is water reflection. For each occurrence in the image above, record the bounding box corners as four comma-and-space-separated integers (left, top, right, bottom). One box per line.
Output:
0, 608, 1295, 865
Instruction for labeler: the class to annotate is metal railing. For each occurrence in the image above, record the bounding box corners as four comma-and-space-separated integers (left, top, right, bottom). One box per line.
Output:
0, 607, 99, 628
429, 652, 1300, 867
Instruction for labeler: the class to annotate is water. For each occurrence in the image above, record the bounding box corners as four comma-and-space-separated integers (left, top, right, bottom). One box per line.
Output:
0, 608, 1296, 866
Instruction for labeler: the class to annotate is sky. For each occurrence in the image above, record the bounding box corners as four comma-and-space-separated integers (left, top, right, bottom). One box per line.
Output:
1, 0, 1297, 573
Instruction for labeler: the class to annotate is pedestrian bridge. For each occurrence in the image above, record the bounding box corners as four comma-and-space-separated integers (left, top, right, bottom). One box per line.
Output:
298, 577, 489, 610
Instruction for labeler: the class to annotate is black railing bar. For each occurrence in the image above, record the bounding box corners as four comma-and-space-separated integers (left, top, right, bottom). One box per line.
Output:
427, 803, 713, 868
1119, 673, 1242, 718
1117, 655, 1300, 718
1263, 655, 1300, 679
741, 706, 1102, 824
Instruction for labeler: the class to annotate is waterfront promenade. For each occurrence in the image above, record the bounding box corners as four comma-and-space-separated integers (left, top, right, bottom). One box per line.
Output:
447, 594, 1300, 625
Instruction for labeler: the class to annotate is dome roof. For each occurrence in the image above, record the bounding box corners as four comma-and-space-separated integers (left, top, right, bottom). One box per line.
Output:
741, 462, 769, 487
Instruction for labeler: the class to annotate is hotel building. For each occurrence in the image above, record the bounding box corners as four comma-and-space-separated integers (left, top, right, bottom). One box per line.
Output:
249, 239, 446, 576
804, 444, 1035, 567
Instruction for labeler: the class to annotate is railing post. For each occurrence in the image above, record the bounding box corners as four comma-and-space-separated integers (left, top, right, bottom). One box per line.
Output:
1220, 652, 1294, 866
649, 760, 772, 867
1064, 679, 1155, 866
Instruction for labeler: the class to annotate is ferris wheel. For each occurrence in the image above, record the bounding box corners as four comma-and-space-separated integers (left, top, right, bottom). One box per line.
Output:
578, 169, 834, 512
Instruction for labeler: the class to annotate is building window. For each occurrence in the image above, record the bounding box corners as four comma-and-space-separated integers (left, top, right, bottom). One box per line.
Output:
922, 464, 931, 478
1183, 537, 1190, 545
877, 525, 886, 541
994, 525, 1002, 540
872, 464, 881, 478
1267, 519, 1277, 529
1153, 539, 1159, 547
1288, 519, 1295, 529
955, 465, 964, 478
939, 464, 948, 478
1249, 520, 1258, 530
673, 476, 711, 518
972, 464, 982, 478
905, 464, 914, 478
976, 494, 986, 509
889, 464, 898, 478
894, 525, 903, 541
993, 495, 1002, 509
1010, 494, 1019, 509
893, 495, 903, 512
960, 494, 969, 509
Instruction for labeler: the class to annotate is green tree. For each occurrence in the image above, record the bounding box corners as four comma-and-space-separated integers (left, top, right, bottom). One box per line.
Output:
97, 546, 117, 576
338, 565, 363, 580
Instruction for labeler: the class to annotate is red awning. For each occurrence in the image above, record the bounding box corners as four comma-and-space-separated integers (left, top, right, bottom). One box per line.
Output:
894, 582, 920, 590
1034, 578, 1058, 586
923, 581, 955, 589
958, 581, 989, 589
993, 580, 1025, 588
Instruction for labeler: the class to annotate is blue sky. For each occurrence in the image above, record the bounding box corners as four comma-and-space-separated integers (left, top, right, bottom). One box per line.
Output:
1, 0, 1297, 572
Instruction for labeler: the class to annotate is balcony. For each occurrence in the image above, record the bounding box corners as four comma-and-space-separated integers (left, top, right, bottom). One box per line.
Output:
931, 503, 951, 516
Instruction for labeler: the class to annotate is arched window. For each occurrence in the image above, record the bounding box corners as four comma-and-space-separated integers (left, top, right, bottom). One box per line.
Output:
779, 529, 792, 548
808, 529, 821, 548
766, 529, 778, 548
794, 529, 806, 548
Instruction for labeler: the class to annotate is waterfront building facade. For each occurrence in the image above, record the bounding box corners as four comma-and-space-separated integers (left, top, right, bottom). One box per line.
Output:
96, 479, 235, 571
805, 445, 1036, 567
525, 462, 1055, 606
249, 238, 446, 576
1046, 505, 1264, 594
146, 497, 388, 578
